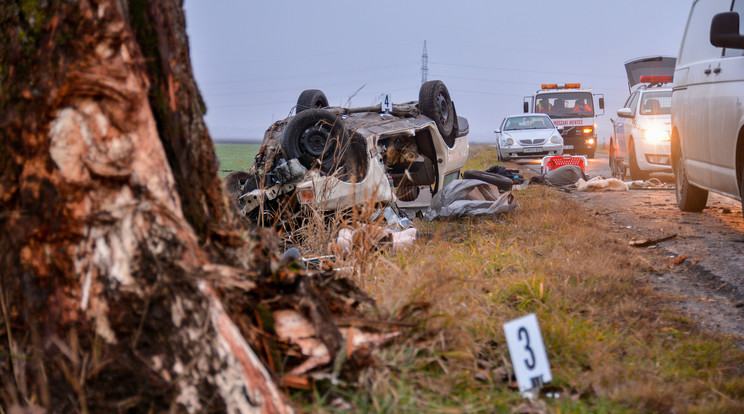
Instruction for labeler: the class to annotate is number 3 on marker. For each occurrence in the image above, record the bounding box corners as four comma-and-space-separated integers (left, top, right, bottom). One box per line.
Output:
503, 313, 552, 392
518, 327, 536, 369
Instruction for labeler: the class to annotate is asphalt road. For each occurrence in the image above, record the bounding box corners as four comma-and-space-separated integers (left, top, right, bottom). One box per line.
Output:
513, 152, 744, 345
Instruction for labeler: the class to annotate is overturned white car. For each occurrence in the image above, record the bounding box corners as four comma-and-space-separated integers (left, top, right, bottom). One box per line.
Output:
225, 80, 469, 226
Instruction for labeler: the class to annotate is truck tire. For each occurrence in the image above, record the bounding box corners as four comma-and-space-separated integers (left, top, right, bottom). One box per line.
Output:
296, 89, 329, 113
628, 139, 649, 181
419, 80, 455, 138
281, 109, 350, 175
462, 170, 513, 192
675, 155, 708, 212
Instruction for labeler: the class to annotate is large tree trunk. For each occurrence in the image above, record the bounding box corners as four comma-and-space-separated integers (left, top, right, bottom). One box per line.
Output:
0, 1, 297, 412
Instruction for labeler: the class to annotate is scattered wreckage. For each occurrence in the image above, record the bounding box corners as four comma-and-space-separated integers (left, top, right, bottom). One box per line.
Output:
225, 80, 469, 232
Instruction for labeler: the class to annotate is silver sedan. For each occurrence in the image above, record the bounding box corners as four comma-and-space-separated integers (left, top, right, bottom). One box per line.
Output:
494, 114, 563, 161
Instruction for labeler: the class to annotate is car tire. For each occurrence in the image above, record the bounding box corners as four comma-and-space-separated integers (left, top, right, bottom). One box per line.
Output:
628, 139, 649, 181
281, 109, 353, 176
587, 150, 595, 159
419, 80, 455, 138
462, 170, 513, 192
296, 89, 329, 114
675, 155, 708, 212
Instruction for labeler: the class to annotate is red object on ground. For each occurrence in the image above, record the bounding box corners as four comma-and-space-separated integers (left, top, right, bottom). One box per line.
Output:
541, 154, 588, 174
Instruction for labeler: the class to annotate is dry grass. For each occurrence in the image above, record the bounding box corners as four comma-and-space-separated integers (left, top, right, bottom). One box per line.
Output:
302, 146, 744, 413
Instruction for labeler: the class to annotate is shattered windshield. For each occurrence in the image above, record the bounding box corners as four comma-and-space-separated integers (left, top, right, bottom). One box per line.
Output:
535, 92, 594, 118
504, 115, 554, 130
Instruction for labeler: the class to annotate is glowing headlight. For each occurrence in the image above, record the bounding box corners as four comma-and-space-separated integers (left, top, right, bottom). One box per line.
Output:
550, 134, 562, 144
643, 126, 671, 142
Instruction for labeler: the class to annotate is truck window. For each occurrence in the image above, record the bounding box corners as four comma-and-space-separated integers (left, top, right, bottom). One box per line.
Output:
678, 0, 730, 65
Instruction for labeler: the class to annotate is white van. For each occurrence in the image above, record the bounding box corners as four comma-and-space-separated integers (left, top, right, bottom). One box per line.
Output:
672, 0, 744, 217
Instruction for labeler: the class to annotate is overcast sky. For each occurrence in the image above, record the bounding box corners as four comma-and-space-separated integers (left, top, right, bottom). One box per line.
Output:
184, 1, 691, 144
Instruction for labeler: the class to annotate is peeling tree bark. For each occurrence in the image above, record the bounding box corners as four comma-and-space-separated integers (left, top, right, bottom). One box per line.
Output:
0, 1, 293, 412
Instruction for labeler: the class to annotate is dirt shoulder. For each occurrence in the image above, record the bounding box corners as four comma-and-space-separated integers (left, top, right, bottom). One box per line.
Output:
514, 154, 744, 345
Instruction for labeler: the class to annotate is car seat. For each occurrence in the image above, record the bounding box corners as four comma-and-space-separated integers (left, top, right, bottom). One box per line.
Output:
642, 98, 660, 115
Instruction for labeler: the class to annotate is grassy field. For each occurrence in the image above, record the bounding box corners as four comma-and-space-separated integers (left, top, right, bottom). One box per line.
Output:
215, 142, 260, 177
293, 145, 744, 413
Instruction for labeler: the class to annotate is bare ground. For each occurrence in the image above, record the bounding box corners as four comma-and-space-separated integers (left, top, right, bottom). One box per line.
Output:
514, 154, 744, 347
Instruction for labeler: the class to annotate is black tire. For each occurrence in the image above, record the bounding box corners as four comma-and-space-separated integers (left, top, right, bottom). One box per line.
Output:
282, 109, 359, 178
462, 170, 513, 192
296, 89, 329, 113
587, 150, 595, 159
675, 155, 708, 212
628, 139, 649, 181
419, 80, 455, 138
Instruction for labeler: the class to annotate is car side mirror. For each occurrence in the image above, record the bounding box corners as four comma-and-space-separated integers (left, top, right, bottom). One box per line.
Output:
599, 97, 605, 110
556, 126, 564, 132
494, 128, 501, 134
711, 12, 744, 49
523, 102, 529, 113
617, 108, 632, 118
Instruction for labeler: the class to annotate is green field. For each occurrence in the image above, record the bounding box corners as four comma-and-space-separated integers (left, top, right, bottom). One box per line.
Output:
215, 142, 261, 177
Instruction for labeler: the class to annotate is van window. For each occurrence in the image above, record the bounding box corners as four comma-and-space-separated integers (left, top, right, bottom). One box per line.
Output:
723, 1, 744, 56
678, 0, 731, 65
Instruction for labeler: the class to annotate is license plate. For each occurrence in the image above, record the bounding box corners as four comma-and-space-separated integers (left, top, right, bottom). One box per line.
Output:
523, 147, 542, 153
564, 145, 574, 149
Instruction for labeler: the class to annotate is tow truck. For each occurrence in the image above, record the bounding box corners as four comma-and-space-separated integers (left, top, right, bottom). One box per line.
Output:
523, 83, 604, 158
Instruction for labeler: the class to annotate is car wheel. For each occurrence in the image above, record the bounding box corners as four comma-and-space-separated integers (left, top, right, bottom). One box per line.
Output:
675, 155, 708, 212
462, 170, 513, 192
419, 80, 455, 138
296, 89, 329, 113
587, 150, 595, 159
281, 109, 356, 177
628, 139, 649, 181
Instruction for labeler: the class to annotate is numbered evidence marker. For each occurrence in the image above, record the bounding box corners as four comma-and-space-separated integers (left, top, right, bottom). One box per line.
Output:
503, 313, 552, 394
381, 94, 392, 113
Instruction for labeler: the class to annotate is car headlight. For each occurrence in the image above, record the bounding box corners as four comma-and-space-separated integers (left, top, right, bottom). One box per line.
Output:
642, 126, 671, 142
503, 136, 515, 146
550, 134, 562, 144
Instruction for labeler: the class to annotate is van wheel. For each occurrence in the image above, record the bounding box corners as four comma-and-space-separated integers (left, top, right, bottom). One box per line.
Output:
419, 80, 455, 138
628, 139, 649, 181
675, 156, 708, 212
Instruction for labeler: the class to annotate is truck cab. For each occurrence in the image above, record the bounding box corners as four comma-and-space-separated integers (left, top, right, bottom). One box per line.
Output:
524, 83, 604, 158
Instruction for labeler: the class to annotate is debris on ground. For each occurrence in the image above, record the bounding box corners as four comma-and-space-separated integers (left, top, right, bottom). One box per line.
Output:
530, 165, 587, 188
424, 179, 518, 220
577, 176, 629, 192
629, 234, 677, 247
626, 177, 673, 190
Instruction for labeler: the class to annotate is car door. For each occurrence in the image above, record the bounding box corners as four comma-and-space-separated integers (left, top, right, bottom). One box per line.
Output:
706, 0, 744, 198
674, 0, 730, 188
614, 92, 638, 159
